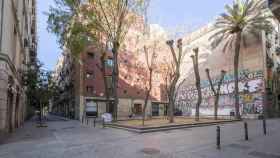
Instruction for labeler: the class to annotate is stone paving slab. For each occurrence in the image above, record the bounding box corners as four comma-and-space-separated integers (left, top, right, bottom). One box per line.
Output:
0, 116, 279, 158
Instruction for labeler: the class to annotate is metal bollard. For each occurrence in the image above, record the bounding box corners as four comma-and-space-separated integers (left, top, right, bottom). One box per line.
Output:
244, 122, 248, 141
216, 126, 221, 149
263, 118, 267, 135
102, 118, 105, 128
94, 117, 96, 128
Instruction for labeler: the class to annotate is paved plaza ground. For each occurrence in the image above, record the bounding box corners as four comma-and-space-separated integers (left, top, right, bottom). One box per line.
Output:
0, 115, 280, 158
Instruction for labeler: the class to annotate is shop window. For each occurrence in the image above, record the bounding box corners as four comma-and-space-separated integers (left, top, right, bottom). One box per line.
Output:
85, 100, 98, 117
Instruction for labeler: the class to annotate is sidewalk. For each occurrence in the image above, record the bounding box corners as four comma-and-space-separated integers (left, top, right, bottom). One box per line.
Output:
0, 118, 279, 158
177, 124, 280, 158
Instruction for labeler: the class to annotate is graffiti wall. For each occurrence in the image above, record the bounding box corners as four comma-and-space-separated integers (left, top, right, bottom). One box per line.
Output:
176, 69, 264, 116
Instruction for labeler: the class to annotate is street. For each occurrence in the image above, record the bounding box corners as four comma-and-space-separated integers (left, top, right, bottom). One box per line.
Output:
0, 115, 280, 158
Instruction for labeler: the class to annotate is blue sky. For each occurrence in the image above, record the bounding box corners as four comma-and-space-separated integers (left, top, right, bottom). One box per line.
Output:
38, 0, 233, 70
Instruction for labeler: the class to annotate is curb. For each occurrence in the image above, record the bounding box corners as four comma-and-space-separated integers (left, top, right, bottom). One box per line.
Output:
106, 120, 241, 133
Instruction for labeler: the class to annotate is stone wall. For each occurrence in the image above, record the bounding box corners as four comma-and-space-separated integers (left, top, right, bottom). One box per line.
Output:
0, 60, 26, 134
0, 63, 8, 132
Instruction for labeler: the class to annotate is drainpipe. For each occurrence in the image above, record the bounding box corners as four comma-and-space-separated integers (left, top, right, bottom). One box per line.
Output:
0, 0, 5, 52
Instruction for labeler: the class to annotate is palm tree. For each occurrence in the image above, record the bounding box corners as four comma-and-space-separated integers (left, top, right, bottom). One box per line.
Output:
209, 0, 272, 119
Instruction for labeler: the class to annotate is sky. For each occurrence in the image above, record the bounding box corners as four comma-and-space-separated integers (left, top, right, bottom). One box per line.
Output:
37, 0, 233, 70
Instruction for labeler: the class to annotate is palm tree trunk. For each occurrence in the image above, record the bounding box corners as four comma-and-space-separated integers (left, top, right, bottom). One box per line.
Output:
214, 95, 219, 120
234, 32, 242, 119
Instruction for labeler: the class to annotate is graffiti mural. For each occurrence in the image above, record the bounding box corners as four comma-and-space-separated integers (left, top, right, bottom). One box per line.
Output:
176, 69, 264, 116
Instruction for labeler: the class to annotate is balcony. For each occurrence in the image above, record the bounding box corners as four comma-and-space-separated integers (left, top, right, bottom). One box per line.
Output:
269, 0, 280, 21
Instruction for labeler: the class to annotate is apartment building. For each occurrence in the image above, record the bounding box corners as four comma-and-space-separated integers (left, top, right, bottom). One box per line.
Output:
0, 0, 37, 135
51, 51, 75, 118
268, 0, 280, 117
52, 24, 169, 120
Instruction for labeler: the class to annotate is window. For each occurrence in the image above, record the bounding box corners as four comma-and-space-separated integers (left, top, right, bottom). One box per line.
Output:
87, 52, 95, 59
86, 72, 94, 79
106, 58, 114, 67
86, 86, 94, 94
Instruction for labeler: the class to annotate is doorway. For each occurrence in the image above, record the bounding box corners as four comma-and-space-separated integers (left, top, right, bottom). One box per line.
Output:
134, 104, 142, 115
6, 90, 13, 133
152, 103, 159, 116
108, 101, 114, 114
14, 93, 20, 128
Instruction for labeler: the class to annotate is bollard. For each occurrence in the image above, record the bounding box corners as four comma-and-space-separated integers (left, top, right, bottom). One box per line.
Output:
102, 118, 105, 128
263, 118, 267, 135
94, 117, 96, 128
86, 117, 89, 125
244, 122, 248, 141
216, 126, 221, 149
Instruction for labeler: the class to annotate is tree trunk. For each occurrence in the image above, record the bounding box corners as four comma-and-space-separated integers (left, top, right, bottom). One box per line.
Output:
206, 69, 226, 120
142, 91, 150, 126
192, 49, 201, 121
101, 55, 110, 113
234, 32, 242, 119
169, 99, 174, 123
168, 75, 179, 123
112, 41, 120, 121
142, 69, 153, 126
196, 84, 202, 121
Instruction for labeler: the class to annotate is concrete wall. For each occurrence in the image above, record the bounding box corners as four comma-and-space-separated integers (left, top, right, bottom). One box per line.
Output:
177, 25, 266, 117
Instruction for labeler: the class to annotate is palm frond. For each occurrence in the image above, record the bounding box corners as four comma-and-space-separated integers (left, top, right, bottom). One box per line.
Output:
211, 0, 273, 52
